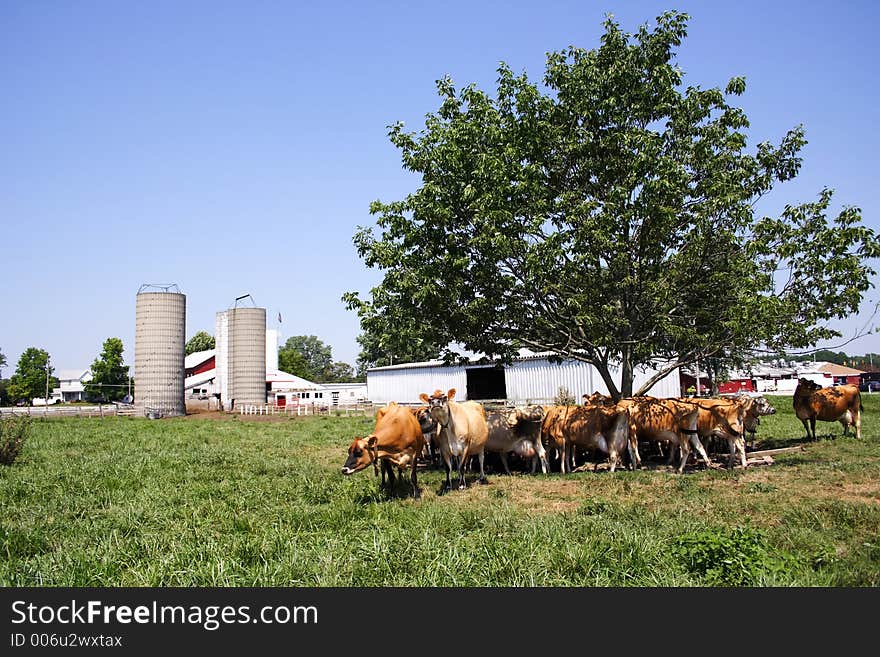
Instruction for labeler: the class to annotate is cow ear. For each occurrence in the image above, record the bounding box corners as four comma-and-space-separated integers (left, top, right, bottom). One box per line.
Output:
367, 436, 378, 448
419, 393, 430, 403
447, 388, 457, 401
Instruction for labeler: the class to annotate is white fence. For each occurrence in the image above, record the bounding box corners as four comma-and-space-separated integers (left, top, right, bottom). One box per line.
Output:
0, 404, 132, 418
236, 402, 376, 417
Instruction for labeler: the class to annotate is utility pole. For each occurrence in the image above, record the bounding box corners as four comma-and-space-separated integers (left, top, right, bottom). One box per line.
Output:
44, 356, 50, 417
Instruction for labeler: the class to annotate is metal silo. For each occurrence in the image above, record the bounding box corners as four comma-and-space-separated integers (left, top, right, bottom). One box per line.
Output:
216, 295, 266, 410
134, 284, 186, 418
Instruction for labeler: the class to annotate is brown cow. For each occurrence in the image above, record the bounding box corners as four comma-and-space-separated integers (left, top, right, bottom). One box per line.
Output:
542, 403, 632, 473
673, 397, 747, 469
619, 397, 706, 473
341, 401, 426, 498
419, 388, 490, 494
484, 405, 549, 474
793, 378, 862, 441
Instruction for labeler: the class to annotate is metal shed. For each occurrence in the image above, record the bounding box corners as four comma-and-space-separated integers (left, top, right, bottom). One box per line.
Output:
366, 351, 680, 405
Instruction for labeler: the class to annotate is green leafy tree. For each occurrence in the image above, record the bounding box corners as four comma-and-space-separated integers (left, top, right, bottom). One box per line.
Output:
344, 10, 880, 400
277, 336, 357, 382
323, 361, 356, 383
7, 348, 58, 405
185, 331, 215, 355
278, 347, 312, 380
278, 336, 333, 381
84, 338, 130, 402
352, 324, 441, 377
0, 348, 7, 378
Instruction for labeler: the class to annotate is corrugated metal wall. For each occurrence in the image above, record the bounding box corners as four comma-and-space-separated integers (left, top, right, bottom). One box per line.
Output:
367, 357, 680, 405
367, 364, 467, 405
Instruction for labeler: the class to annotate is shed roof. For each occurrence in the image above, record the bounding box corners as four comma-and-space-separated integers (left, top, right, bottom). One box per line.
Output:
817, 362, 864, 376
185, 349, 215, 369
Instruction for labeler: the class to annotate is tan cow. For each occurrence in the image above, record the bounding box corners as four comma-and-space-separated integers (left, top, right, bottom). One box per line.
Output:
484, 405, 549, 474
619, 397, 707, 473
673, 397, 747, 469
419, 389, 490, 494
341, 401, 426, 498
541, 403, 632, 473
793, 378, 862, 440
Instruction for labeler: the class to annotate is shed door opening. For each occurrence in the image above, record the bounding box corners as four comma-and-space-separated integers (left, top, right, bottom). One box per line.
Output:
466, 367, 507, 401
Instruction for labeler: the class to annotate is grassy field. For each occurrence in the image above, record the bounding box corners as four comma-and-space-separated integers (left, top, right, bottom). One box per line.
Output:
1, 394, 878, 587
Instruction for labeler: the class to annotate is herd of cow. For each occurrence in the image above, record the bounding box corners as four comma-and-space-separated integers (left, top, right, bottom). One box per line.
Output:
341, 378, 865, 499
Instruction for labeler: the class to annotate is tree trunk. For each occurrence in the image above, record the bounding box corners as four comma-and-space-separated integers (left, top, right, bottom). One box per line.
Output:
593, 360, 622, 402
619, 347, 634, 400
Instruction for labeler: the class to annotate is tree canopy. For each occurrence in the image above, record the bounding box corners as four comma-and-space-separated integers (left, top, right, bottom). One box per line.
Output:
7, 348, 58, 405
278, 335, 357, 383
185, 331, 215, 356
344, 10, 880, 400
352, 324, 442, 376
85, 337, 130, 402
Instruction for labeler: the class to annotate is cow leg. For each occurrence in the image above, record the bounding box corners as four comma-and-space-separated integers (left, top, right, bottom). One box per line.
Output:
677, 438, 691, 474
385, 462, 397, 490
475, 452, 488, 484
438, 454, 454, 495
627, 435, 642, 471
500, 451, 512, 476
734, 436, 748, 470
608, 446, 619, 473
801, 418, 812, 441
535, 440, 549, 474
809, 418, 817, 441
409, 460, 421, 499
854, 408, 862, 440
690, 435, 711, 468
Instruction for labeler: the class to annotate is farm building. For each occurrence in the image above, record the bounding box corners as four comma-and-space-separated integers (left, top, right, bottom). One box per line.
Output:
56, 369, 92, 402
185, 340, 368, 408
366, 350, 680, 405
738, 360, 864, 394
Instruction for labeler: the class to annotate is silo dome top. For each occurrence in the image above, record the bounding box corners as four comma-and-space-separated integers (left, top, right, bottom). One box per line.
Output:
138, 283, 182, 294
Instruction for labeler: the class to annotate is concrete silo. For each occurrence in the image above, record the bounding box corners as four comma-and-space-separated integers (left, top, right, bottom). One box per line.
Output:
215, 296, 266, 410
134, 284, 186, 418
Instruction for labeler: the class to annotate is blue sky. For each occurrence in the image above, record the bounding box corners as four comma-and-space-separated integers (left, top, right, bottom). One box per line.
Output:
2, 0, 878, 375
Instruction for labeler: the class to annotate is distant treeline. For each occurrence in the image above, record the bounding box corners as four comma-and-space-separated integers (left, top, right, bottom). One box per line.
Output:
784, 349, 880, 370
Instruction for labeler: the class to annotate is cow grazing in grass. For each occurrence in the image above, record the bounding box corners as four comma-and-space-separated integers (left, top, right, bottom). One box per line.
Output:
793, 378, 862, 441
619, 397, 706, 473
341, 401, 426, 498
484, 405, 549, 474
419, 388, 489, 494
541, 403, 632, 473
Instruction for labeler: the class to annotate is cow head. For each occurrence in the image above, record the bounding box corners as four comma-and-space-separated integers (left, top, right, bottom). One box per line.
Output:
798, 378, 822, 392
753, 395, 777, 416
420, 389, 455, 426
415, 407, 438, 437
506, 405, 545, 428
341, 436, 378, 475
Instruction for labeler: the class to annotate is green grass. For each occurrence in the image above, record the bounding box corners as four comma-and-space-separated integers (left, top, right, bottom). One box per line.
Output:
0, 396, 878, 587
